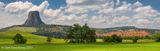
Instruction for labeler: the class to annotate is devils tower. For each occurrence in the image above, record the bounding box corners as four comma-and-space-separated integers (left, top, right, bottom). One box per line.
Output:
23, 11, 45, 27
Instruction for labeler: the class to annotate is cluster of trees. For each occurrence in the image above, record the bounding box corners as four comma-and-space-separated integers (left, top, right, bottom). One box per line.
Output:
65, 24, 96, 43
153, 33, 160, 42
11, 33, 160, 44
102, 33, 160, 43
102, 35, 148, 43
103, 35, 122, 43
132, 36, 139, 43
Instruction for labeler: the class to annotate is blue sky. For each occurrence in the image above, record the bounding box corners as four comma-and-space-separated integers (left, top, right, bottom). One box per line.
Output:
0, 0, 160, 11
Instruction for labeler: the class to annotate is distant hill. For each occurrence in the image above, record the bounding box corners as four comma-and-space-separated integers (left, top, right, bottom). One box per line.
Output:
1, 25, 160, 38
0, 25, 70, 38
95, 26, 160, 34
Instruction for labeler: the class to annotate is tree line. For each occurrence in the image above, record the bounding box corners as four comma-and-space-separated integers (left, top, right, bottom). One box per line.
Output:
65, 24, 96, 43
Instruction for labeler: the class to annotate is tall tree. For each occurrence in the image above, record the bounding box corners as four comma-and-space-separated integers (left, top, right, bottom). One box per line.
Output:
65, 24, 96, 43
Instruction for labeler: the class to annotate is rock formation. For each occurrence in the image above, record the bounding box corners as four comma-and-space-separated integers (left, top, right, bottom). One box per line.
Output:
23, 11, 45, 26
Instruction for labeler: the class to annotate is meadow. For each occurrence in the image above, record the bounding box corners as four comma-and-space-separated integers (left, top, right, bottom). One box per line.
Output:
0, 34, 160, 51
0, 27, 160, 51
0, 40, 160, 51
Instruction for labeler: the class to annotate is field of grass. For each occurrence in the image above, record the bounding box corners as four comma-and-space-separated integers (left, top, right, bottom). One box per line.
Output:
0, 35, 159, 51
0, 27, 160, 51
0, 42, 160, 51
0, 31, 46, 44
0, 34, 159, 51
0, 31, 159, 51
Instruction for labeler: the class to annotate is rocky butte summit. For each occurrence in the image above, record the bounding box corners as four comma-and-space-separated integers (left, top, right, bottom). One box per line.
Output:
23, 11, 45, 27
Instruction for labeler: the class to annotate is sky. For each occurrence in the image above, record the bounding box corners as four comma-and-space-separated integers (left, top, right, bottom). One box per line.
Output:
0, 0, 160, 29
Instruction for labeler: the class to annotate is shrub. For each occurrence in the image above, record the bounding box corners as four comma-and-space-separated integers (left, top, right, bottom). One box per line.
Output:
47, 37, 52, 43
116, 36, 123, 43
153, 33, 160, 42
132, 36, 139, 43
12, 33, 27, 44
111, 34, 122, 43
144, 35, 151, 39
103, 34, 122, 43
103, 36, 114, 42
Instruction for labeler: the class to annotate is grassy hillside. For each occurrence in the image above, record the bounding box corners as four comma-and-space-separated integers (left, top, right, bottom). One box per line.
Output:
0, 25, 70, 44
95, 26, 160, 34
8, 27, 37, 32
0, 31, 66, 44
0, 26, 65, 44
0, 31, 46, 44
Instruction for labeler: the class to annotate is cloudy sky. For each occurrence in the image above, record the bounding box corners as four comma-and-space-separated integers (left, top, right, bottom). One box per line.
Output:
0, 0, 160, 29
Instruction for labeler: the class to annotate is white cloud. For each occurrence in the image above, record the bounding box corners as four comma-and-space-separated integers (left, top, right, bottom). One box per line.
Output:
29, 1, 49, 12
112, 16, 129, 23
0, 2, 5, 8
66, 0, 85, 5
63, 0, 160, 28
136, 19, 151, 25
66, 0, 110, 6
0, 0, 160, 29
5, 1, 32, 13
133, 1, 143, 8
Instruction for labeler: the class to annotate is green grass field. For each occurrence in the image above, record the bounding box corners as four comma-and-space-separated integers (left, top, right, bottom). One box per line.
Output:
0, 42, 160, 51
0, 27, 160, 51
0, 37, 159, 51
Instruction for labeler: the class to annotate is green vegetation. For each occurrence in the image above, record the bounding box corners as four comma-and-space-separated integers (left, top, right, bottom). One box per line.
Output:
103, 35, 122, 43
65, 24, 96, 43
8, 27, 37, 32
0, 31, 160, 51
46, 37, 52, 43
153, 33, 160, 42
132, 36, 139, 43
12, 33, 27, 44
103, 36, 114, 42
111, 34, 122, 43
0, 30, 46, 44
1, 24, 160, 51
0, 40, 159, 51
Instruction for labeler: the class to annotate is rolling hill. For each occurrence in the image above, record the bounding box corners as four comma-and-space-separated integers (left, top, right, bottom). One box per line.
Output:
95, 26, 160, 34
